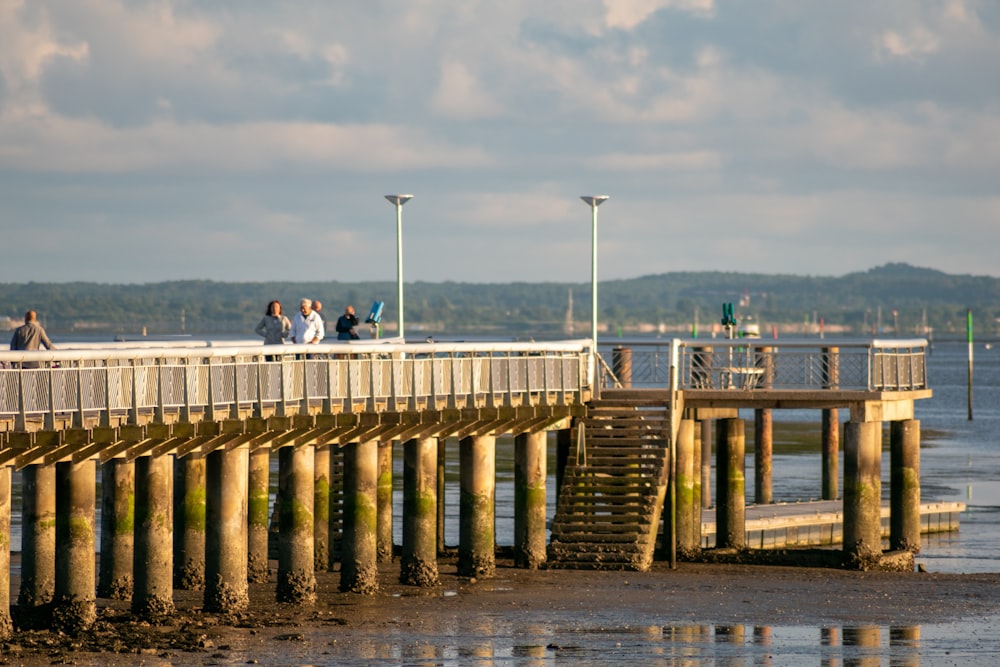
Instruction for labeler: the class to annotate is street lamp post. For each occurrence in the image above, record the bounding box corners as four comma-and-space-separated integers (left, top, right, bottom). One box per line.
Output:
580, 195, 609, 360
385, 194, 413, 338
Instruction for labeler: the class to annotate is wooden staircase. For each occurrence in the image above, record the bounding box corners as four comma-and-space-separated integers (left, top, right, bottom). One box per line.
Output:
547, 400, 672, 571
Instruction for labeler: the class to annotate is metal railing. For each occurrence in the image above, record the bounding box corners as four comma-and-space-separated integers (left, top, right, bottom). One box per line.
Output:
0, 340, 593, 429
601, 338, 928, 392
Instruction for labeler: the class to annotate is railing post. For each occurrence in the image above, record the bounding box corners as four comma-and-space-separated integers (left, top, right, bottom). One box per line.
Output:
155, 357, 165, 423
74, 360, 86, 428
129, 358, 139, 424
45, 362, 56, 431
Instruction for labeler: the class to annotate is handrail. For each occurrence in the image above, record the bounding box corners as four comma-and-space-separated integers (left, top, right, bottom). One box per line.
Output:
0, 340, 594, 428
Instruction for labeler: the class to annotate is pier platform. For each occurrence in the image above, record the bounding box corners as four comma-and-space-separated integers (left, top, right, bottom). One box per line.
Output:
700, 500, 966, 550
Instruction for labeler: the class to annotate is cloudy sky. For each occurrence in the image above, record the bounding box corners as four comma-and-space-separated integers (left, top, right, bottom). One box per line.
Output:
2, 0, 998, 285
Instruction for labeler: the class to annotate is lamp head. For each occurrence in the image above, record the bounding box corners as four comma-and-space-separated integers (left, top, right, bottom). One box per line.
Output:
385, 194, 414, 206
580, 195, 609, 208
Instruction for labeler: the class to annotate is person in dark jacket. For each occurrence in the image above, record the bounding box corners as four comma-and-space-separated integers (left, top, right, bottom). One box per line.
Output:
335, 305, 360, 340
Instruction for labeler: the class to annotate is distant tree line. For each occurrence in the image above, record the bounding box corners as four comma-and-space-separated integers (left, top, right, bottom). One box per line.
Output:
2, 263, 998, 340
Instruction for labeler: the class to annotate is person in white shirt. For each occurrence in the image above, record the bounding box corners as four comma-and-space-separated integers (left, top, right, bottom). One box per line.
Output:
289, 298, 324, 344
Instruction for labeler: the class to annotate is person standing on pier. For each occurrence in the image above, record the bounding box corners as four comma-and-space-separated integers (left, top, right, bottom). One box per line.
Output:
255, 300, 291, 345
290, 298, 324, 344
312, 300, 324, 324
335, 305, 360, 340
10, 310, 55, 351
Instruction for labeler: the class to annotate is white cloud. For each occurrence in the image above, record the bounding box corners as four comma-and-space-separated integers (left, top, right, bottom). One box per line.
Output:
603, 0, 714, 30
429, 61, 504, 120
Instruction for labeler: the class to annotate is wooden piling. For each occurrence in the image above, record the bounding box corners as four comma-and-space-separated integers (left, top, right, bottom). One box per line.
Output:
754, 408, 773, 504
436, 438, 446, 555
53, 459, 97, 632
377, 441, 394, 563
247, 447, 271, 583
716, 418, 746, 549
205, 446, 249, 613
18, 464, 55, 613
891, 419, 921, 553
173, 454, 206, 590
341, 439, 379, 594
700, 420, 713, 509
844, 420, 882, 567
277, 444, 316, 603
822, 347, 841, 501
459, 434, 496, 578
612, 347, 632, 387
514, 431, 547, 569
98, 458, 134, 599
133, 454, 174, 618
401, 437, 439, 586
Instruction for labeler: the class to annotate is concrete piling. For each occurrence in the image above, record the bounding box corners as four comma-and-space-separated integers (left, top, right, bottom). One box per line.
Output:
277, 444, 316, 603
53, 459, 97, 633
0, 466, 11, 638
514, 431, 547, 569
205, 446, 249, 613
247, 447, 271, 583
844, 420, 882, 567
133, 454, 174, 618
98, 458, 134, 599
173, 454, 206, 590
716, 418, 746, 549
18, 463, 56, 613
436, 439, 446, 554
822, 409, 840, 500
675, 419, 698, 556
700, 420, 713, 509
890, 419, 921, 553
313, 444, 331, 572
377, 441, 394, 563
754, 408, 773, 504
401, 437, 439, 586
341, 439, 379, 594
459, 434, 496, 578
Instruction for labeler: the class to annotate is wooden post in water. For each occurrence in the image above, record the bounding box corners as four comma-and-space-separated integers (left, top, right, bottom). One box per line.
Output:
436, 438, 447, 554
18, 464, 55, 623
98, 458, 135, 599
133, 454, 174, 618
401, 437, 439, 586
967, 309, 974, 421
341, 439, 379, 594
843, 420, 882, 568
53, 459, 97, 632
204, 446, 249, 613
0, 466, 11, 639
890, 419, 921, 553
314, 444, 331, 572
173, 453, 207, 590
277, 444, 316, 603
459, 434, 496, 578
247, 447, 271, 583
716, 418, 746, 549
377, 441, 394, 563
514, 431, 547, 569
754, 409, 773, 504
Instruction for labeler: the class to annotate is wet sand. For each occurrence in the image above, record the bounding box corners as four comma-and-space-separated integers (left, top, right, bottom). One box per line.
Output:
4, 555, 1000, 665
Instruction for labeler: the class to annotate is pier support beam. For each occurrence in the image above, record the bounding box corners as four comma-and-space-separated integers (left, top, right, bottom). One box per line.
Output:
133, 455, 174, 618
675, 419, 698, 556
514, 431, 547, 569
716, 418, 746, 549
277, 445, 316, 603
377, 441, 394, 563
173, 454, 206, 590
754, 409, 773, 504
314, 445, 331, 572
844, 420, 882, 567
205, 446, 249, 614
401, 437, 439, 586
98, 459, 134, 599
822, 409, 840, 500
247, 447, 271, 583
436, 439, 447, 554
890, 419, 921, 553
341, 440, 379, 594
692, 421, 703, 546
0, 466, 11, 638
18, 464, 55, 616
459, 434, 496, 578
53, 459, 97, 633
